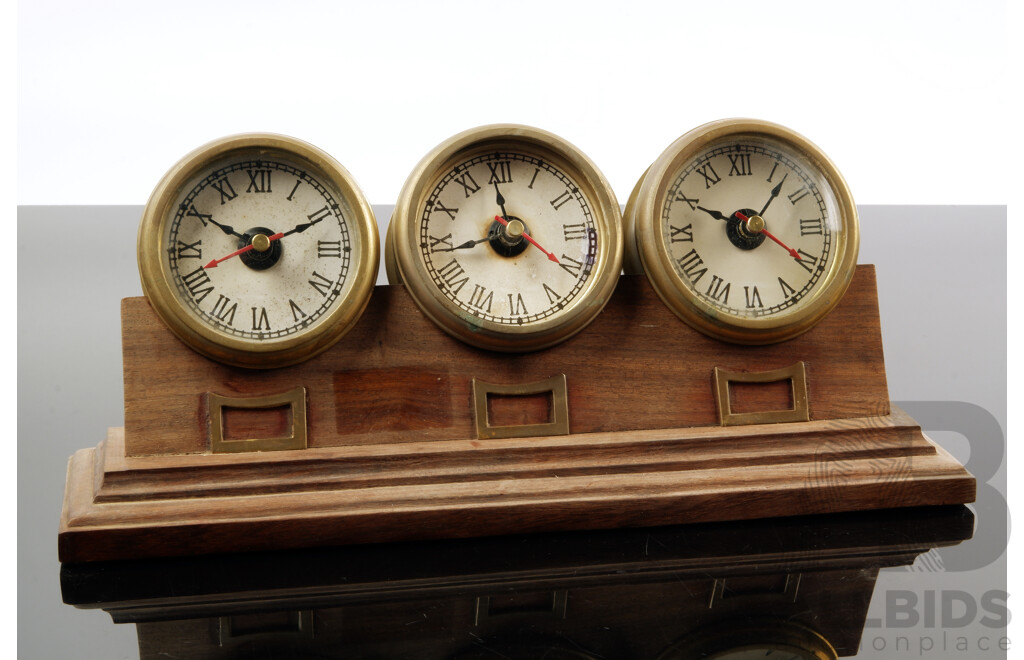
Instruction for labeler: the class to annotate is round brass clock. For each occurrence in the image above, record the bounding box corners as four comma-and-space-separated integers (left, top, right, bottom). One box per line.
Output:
657, 620, 837, 660
388, 124, 623, 352
624, 119, 859, 344
138, 133, 379, 369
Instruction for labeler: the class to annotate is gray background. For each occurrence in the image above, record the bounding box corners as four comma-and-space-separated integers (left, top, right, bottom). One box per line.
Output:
18, 205, 1006, 658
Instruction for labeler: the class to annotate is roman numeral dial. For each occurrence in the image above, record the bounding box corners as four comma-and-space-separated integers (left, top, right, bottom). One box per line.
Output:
660, 141, 841, 321
389, 124, 623, 352
624, 119, 859, 344
417, 151, 597, 327
138, 134, 379, 368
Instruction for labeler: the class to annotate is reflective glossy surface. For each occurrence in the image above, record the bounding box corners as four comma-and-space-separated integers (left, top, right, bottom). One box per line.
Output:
61, 506, 973, 659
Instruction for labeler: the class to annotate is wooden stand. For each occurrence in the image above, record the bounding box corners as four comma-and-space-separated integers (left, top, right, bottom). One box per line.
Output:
58, 267, 975, 562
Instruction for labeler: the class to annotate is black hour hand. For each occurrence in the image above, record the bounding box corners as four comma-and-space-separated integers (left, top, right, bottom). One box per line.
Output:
185, 205, 243, 238
759, 173, 787, 217
446, 236, 491, 251
697, 205, 731, 222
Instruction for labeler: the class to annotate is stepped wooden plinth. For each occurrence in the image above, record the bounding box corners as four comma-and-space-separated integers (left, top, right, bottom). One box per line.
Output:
58, 267, 975, 562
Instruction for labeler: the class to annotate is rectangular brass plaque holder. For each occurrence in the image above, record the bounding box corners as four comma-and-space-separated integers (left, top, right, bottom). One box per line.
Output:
219, 610, 314, 645
475, 590, 569, 625
713, 362, 810, 426
207, 386, 308, 453
708, 573, 801, 608
472, 374, 569, 439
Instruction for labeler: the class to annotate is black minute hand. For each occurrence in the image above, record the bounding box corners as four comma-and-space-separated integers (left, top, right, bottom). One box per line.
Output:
759, 173, 787, 217
494, 182, 511, 220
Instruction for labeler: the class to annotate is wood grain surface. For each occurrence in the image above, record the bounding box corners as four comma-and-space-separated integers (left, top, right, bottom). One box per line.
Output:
122, 268, 890, 457
59, 407, 975, 562
57, 267, 975, 562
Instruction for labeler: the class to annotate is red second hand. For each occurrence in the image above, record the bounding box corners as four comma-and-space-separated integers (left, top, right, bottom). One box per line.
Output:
204, 232, 285, 269
493, 215, 560, 264
735, 212, 800, 260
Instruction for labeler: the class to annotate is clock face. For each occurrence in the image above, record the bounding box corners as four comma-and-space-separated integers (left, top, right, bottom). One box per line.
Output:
165, 155, 357, 341
390, 125, 622, 352
139, 134, 379, 368
628, 119, 858, 344
417, 151, 598, 327
659, 136, 841, 322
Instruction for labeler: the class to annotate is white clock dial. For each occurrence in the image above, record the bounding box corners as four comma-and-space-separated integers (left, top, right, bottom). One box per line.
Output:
626, 119, 859, 345
418, 152, 598, 326
661, 137, 841, 321
165, 155, 357, 341
138, 134, 379, 368
389, 124, 623, 353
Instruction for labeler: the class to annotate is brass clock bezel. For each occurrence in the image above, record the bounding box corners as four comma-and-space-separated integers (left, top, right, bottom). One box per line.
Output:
625, 118, 859, 345
137, 133, 379, 369
657, 620, 838, 660
388, 124, 623, 353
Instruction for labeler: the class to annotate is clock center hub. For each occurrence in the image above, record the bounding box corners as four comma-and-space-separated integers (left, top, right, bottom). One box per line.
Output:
726, 209, 767, 250
487, 216, 531, 257
239, 226, 283, 270
251, 233, 272, 253
504, 219, 526, 240
743, 214, 766, 234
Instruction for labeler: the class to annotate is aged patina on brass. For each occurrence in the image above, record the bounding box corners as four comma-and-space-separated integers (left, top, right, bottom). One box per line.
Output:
624, 119, 859, 345
472, 374, 570, 439
137, 133, 379, 369
713, 362, 810, 426
207, 386, 308, 453
388, 124, 623, 352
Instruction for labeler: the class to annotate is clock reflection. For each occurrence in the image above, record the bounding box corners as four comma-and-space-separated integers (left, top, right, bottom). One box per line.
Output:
61, 505, 973, 659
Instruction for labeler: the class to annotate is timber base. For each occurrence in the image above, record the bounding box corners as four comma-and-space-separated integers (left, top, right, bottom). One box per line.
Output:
59, 407, 974, 562
58, 268, 976, 562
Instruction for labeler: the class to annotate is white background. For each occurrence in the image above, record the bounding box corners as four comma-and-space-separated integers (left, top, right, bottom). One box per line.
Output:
12, 1, 1014, 657
16, 0, 1008, 207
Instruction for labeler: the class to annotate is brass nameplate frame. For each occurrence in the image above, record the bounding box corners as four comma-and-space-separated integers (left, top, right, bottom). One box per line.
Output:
713, 362, 809, 426
475, 590, 568, 625
219, 610, 314, 644
472, 374, 569, 439
708, 573, 801, 608
208, 387, 308, 453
